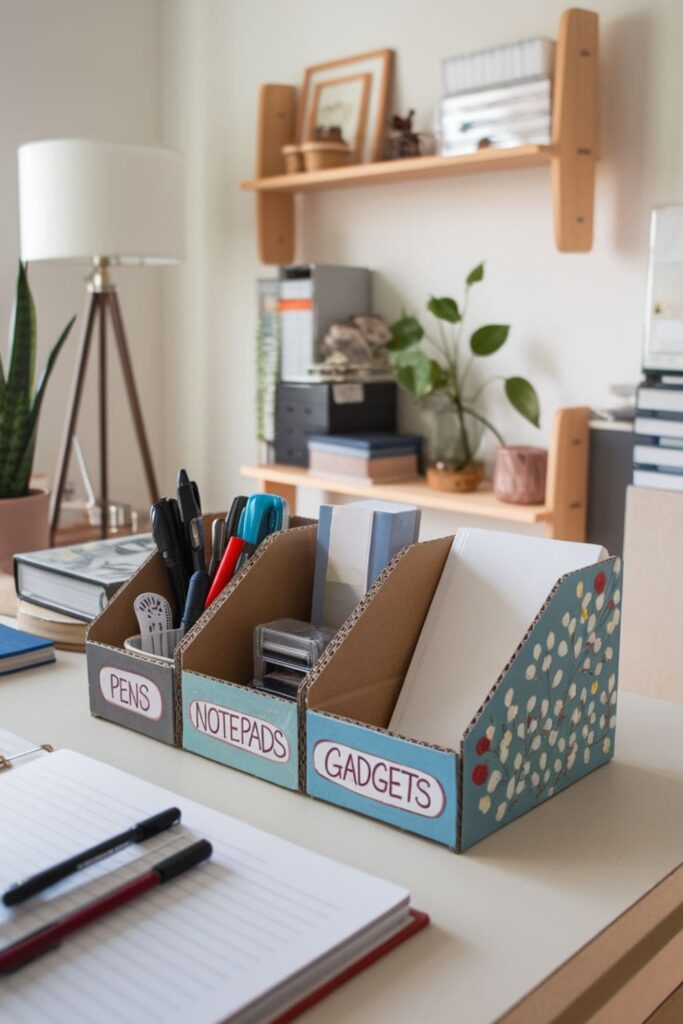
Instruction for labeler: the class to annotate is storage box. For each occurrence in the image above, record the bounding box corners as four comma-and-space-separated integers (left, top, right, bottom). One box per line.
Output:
86, 516, 222, 745
180, 524, 318, 790
275, 381, 396, 466
304, 535, 622, 851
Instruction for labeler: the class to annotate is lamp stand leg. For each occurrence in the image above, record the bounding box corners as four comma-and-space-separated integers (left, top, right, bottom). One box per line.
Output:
105, 289, 160, 506
99, 294, 109, 540
49, 292, 101, 545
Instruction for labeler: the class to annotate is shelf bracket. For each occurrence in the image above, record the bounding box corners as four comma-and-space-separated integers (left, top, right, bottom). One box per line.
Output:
256, 84, 297, 264
551, 8, 598, 252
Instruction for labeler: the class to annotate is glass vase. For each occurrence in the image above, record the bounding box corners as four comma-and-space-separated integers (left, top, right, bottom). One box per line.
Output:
422, 397, 485, 492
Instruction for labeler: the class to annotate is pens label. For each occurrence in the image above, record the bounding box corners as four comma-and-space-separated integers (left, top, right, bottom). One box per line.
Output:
99, 667, 163, 721
312, 740, 445, 818
189, 700, 290, 763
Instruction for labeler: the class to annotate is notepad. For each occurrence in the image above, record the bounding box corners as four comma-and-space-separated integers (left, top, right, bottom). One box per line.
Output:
0, 750, 423, 1024
389, 529, 607, 748
0, 622, 54, 676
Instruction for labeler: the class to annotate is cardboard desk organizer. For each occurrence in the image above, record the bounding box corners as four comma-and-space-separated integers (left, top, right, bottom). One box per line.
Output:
86, 517, 311, 751
87, 519, 622, 853
305, 534, 622, 852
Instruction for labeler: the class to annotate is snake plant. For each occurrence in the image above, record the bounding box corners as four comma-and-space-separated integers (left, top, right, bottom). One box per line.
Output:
0, 263, 75, 499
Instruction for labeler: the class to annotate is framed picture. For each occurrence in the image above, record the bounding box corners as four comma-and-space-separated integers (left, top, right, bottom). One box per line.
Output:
297, 49, 393, 163
643, 206, 683, 373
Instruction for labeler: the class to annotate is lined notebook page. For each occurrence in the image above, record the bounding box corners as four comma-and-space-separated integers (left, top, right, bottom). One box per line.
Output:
0, 751, 408, 1024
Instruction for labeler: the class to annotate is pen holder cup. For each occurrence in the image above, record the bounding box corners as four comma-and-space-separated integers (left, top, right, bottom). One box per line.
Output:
124, 629, 185, 665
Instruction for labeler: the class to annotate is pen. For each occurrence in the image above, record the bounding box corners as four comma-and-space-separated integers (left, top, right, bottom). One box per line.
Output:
177, 469, 202, 570
180, 571, 210, 632
3, 807, 182, 907
188, 516, 206, 574
0, 839, 213, 974
207, 517, 227, 580
150, 499, 189, 619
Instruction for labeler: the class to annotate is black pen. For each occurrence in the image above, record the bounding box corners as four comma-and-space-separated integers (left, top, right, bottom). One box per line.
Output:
151, 499, 189, 618
177, 469, 202, 569
2, 807, 181, 907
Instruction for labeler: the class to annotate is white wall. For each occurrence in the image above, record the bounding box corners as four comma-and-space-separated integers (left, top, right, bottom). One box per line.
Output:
5, 0, 682, 536
0, 0, 167, 510
159, 0, 683, 536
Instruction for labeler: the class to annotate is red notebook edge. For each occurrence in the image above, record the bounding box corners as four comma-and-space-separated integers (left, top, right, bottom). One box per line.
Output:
272, 908, 430, 1024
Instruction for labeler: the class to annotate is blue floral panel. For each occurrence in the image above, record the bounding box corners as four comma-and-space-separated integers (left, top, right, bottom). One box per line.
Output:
460, 556, 622, 851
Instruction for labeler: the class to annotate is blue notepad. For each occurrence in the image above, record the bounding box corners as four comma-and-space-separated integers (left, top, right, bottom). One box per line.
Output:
0, 624, 55, 677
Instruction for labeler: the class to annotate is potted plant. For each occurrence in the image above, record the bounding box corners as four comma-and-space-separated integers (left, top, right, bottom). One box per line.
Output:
0, 263, 75, 572
387, 262, 540, 492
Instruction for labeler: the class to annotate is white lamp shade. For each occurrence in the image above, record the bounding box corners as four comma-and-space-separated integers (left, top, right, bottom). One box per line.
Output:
18, 140, 184, 265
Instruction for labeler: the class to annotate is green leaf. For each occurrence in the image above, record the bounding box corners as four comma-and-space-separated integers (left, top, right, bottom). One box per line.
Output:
393, 349, 445, 398
466, 263, 484, 286
0, 263, 36, 495
387, 315, 424, 351
470, 324, 509, 356
8, 314, 77, 496
427, 296, 460, 323
505, 376, 541, 427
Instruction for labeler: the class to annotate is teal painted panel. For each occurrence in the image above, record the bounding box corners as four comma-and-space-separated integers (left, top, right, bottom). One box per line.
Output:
181, 671, 300, 790
306, 711, 457, 847
460, 556, 622, 850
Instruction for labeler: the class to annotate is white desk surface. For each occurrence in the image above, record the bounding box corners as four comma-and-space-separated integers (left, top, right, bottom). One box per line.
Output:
1, 636, 681, 1024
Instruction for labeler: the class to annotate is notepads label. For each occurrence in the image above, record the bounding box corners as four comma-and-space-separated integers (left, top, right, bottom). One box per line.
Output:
312, 741, 445, 817
99, 667, 163, 720
189, 700, 290, 763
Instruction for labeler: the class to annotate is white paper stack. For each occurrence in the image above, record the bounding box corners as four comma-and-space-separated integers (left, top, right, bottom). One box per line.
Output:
438, 38, 554, 155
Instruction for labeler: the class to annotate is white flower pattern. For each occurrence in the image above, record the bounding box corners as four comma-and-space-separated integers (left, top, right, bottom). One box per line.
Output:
466, 559, 622, 839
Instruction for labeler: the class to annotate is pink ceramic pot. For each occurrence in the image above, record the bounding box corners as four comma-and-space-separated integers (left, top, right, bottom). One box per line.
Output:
0, 488, 50, 574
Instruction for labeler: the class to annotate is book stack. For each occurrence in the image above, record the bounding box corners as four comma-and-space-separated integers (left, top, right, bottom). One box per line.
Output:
307, 433, 422, 484
438, 37, 554, 156
633, 379, 683, 491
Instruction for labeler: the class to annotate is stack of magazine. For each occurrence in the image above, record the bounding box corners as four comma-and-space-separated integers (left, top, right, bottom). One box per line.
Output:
13, 534, 156, 648
633, 377, 683, 492
437, 37, 555, 156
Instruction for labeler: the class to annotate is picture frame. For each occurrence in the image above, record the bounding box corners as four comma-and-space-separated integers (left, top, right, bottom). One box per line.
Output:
297, 49, 394, 164
307, 73, 371, 162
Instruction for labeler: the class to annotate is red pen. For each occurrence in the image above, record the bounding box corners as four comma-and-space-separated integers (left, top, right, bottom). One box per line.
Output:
204, 535, 245, 608
0, 839, 212, 974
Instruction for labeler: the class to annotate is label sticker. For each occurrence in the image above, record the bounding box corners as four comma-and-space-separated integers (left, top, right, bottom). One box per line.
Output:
99, 666, 162, 721
312, 740, 445, 818
189, 700, 290, 763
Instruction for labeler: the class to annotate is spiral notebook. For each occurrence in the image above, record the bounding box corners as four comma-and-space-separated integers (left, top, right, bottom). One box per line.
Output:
0, 740, 426, 1024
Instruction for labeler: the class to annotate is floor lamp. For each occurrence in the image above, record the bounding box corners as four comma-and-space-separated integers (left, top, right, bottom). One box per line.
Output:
17, 140, 185, 543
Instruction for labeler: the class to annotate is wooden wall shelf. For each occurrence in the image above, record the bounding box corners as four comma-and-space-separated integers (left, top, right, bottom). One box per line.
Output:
242, 144, 553, 194
243, 8, 598, 262
242, 407, 591, 542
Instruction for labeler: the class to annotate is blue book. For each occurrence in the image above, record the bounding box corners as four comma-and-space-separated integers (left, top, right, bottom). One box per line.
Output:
308, 433, 422, 458
311, 501, 421, 628
0, 623, 55, 676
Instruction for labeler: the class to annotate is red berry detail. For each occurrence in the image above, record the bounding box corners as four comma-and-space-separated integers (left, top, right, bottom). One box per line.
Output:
594, 570, 607, 594
472, 763, 489, 786
476, 736, 491, 755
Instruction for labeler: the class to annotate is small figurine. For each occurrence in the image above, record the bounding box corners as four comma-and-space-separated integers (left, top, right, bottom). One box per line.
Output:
387, 110, 420, 159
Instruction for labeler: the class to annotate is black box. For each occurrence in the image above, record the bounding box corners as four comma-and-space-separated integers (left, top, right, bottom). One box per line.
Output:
275, 381, 397, 466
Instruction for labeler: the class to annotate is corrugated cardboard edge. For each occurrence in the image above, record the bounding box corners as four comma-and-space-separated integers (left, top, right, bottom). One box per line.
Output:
177, 519, 316, 766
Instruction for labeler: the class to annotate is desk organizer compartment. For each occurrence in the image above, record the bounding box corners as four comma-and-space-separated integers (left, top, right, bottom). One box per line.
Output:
305, 535, 622, 851
180, 523, 317, 790
87, 513, 229, 745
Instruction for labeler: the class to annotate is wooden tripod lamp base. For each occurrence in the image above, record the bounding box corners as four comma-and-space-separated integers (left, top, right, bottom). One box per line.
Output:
49, 262, 160, 545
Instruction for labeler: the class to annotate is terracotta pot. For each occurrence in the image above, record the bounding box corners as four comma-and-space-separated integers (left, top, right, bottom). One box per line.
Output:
493, 446, 547, 504
426, 461, 484, 493
0, 488, 50, 574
